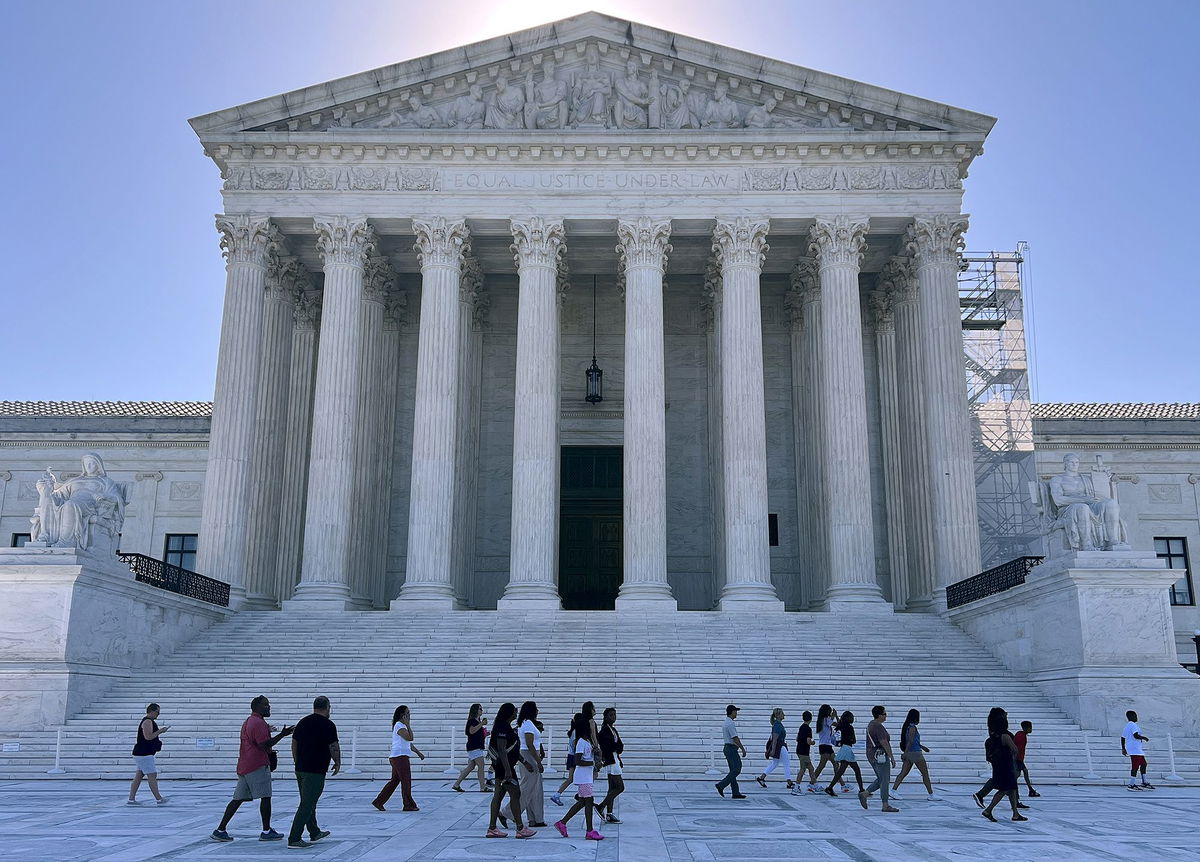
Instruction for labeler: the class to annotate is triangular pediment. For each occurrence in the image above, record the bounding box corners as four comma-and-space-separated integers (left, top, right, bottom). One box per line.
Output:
190, 12, 994, 139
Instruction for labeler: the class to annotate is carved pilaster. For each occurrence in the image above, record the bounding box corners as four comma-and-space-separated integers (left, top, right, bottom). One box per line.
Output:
808, 215, 869, 268
313, 215, 376, 268
510, 217, 565, 269
363, 253, 397, 304
785, 257, 818, 330
413, 217, 470, 269
294, 291, 322, 331
905, 214, 969, 267
712, 218, 769, 269
216, 214, 275, 267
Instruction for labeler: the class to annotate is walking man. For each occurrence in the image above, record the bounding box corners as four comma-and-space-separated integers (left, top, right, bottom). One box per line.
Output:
211, 695, 294, 843
288, 695, 340, 849
1013, 720, 1040, 797
715, 704, 748, 799
1121, 710, 1154, 790
864, 705, 899, 812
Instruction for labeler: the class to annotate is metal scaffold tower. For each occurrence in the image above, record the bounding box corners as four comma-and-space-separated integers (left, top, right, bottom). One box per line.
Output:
960, 246, 1043, 568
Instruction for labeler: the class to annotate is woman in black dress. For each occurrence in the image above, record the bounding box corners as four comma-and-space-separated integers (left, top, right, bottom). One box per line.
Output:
486, 703, 535, 838
980, 707, 1028, 822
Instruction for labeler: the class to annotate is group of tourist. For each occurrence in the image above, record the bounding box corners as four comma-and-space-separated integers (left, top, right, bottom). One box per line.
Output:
121, 697, 1161, 845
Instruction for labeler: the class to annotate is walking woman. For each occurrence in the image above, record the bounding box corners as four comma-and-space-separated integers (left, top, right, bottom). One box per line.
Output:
372, 705, 425, 812
892, 708, 937, 800
595, 707, 625, 823
487, 702, 535, 838
810, 705, 839, 790
451, 703, 489, 793
978, 708, 1028, 822
824, 710, 868, 806
502, 701, 546, 828
550, 719, 578, 807
128, 702, 169, 805
756, 708, 792, 789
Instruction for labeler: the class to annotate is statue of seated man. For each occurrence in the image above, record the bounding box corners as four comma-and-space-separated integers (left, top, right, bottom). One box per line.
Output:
32, 452, 127, 553
1047, 453, 1128, 551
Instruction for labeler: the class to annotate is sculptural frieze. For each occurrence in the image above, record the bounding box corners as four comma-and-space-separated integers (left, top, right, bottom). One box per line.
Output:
31, 453, 128, 554
484, 75, 526, 130
701, 82, 741, 129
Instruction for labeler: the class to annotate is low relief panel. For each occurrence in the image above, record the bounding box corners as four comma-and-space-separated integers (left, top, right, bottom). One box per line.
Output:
169, 481, 202, 501
1148, 484, 1182, 505
226, 165, 439, 192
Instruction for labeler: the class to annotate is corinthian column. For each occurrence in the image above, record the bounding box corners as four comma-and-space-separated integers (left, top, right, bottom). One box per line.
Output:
197, 214, 275, 605
286, 216, 375, 609
907, 215, 981, 607
809, 216, 888, 610
712, 218, 782, 611
499, 217, 565, 609
243, 252, 305, 608
616, 217, 677, 610
397, 217, 470, 608
888, 257, 938, 610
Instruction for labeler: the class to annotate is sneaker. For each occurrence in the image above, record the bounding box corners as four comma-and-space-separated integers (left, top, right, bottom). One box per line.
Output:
585, 830, 605, 841
1142, 783, 1156, 790
858, 789, 868, 810
715, 783, 726, 798
606, 815, 622, 824
550, 794, 563, 806
839, 785, 852, 794
309, 830, 331, 842
554, 821, 568, 838
824, 786, 837, 798
972, 791, 984, 808
260, 829, 284, 841
731, 793, 748, 799
789, 787, 804, 796
211, 829, 233, 842
882, 805, 900, 812
372, 801, 386, 811
1012, 813, 1029, 822
889, 790, 902, 800
1127, 784, 1142, 791
927, 793, 940, 801
156, 797, 169, 805
485, 828, 507, 838
287, 839, 312, 849
807, 785, 819, 793
1016, 802, 1031, 809
126, 799, 142, 806
515, 827, 536, 839
1028, 789, 1041, 798
452, 786, 464, 793
756, 775, 767, 788
981, 809, 997, 822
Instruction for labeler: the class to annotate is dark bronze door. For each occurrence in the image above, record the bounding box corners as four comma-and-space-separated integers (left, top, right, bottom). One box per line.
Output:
559, 447, 622, 610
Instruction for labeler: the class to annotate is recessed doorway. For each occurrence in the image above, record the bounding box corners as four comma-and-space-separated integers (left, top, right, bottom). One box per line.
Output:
559, 446, 622, 610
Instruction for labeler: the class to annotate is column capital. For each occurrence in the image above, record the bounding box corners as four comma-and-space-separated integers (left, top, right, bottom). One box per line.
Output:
363, 253, 397, 304
294, 291, 322, 331
712, 218, 769, 270
460, 253, 489, 321
216, 214, 275, 267
510, 217, 565, 270
412, 217, 470, 269
877, 255, 918, 303
905, 214, 969, 266
868, 288, 896, 332
382, 286, 409, 331
808, 215, 869, 268
266, 254, 311, 301
785, 257, 819, 330
616, 216, 673, 273
313, 215, 376, 267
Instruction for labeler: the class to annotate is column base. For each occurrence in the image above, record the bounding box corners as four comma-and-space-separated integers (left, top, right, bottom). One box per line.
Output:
226, 584, 248, 611
497, 581, 562, 611
719, 583, 784, 612
393, 582, 459, 609
615, 594, 678, 612
241, 592, 279, 611
282, 583, 355, 612
825, 582, 892, 613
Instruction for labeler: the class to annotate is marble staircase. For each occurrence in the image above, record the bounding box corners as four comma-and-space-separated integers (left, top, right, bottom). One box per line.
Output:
2, 610, 1197, 783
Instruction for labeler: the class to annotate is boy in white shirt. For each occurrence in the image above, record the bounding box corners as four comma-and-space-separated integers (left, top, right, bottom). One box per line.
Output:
553, 715, 605, 841
1120, 710, 1153, 790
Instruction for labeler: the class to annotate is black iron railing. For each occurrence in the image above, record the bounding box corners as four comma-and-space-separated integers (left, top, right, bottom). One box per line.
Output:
946, 556, 1044, 610
117, 552, 231, 607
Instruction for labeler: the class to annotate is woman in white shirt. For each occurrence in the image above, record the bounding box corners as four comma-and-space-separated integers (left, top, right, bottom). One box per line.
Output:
501, 701, 546, 828
371, 705, 425, 812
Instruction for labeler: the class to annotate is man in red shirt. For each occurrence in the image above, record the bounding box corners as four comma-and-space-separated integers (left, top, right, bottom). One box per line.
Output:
211, 695, 294, 842
1012, 720, 1040, 798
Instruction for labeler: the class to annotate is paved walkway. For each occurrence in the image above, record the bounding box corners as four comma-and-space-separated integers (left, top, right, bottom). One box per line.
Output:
1, 779, 1195, 861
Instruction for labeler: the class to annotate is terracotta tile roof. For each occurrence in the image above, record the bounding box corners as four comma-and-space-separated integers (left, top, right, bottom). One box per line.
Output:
1032, 403, 1200, 420
0, 401, 213, 417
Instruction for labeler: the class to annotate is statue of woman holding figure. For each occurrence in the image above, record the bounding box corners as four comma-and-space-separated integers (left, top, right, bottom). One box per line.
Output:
570, 43, 611, 128
32, 453, 127, 552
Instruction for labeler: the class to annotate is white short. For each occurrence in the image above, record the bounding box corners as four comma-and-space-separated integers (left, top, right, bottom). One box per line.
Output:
133, 754, 158, 774
602, 762, 623, 777
465, 749, 486, 761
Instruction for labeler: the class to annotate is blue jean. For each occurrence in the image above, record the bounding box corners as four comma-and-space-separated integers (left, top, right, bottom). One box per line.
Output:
717, 744, 742, 794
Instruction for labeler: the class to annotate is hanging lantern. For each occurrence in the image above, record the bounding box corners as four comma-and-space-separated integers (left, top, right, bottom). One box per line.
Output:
585, 275, 603, 404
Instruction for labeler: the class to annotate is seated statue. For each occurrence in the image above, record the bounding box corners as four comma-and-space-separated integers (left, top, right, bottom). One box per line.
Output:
1040, 453, 1129, 553
31, 453, 127, 553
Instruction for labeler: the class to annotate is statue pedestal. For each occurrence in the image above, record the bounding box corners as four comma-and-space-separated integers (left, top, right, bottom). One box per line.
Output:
948, 551, 1200, 740
0, 547, 231, 732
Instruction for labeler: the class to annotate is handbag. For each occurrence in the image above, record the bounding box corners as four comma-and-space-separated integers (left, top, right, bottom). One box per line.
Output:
268, 749, 278, 772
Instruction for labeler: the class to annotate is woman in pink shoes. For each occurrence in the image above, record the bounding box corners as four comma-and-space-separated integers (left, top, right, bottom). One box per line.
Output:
485, 703, 535, 839
553, 713, 605, 841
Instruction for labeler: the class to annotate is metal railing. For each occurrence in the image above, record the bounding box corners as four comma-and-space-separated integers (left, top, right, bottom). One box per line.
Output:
117, 552, 231, 607
946, 555, 1044, 609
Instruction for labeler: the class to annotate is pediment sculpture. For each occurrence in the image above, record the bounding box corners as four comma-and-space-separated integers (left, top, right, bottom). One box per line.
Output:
30, 453, 128, 554
1032, 453, 1130, 555
349, 50, 852, 133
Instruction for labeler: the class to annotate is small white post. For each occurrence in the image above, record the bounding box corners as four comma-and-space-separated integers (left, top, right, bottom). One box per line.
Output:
46, 728, 66, 775
342, 727, 362, 775
544, 726, 558, 775
704, 740, 722, 776
1165, 732, 1183, 782
443, 725, 459, 776
1081, 733, 1100, 780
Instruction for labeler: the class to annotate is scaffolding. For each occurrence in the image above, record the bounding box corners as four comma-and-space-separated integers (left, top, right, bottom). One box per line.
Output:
960, 246, 1043, 569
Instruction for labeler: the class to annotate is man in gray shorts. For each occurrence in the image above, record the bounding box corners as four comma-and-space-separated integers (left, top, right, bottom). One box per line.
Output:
211, 695, 294, 842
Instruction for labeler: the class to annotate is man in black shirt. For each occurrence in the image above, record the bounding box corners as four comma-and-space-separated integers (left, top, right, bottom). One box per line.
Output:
287, 696, 341, 849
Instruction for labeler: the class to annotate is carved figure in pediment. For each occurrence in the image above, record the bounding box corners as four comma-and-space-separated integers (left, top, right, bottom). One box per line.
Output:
446, 83, 486, 129
570, 44, 612, 128
659, 80, 689, 129
32, 453, 127, 553
524, 58, 569, 130
613, 59, 653, 129
485, 75, 526, 129
702, 82, 741, 129
744, 97, 800, 129
357, 94, 442, 129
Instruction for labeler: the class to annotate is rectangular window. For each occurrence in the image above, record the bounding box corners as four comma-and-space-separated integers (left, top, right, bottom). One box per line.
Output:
1154, 537, 1193, 606
164, 533, 198, 571
11, 533, 31, 548
768, 513, 779, 547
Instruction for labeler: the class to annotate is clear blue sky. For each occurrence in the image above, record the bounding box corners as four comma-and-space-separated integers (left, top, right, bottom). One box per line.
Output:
2, 0, 1197, 403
